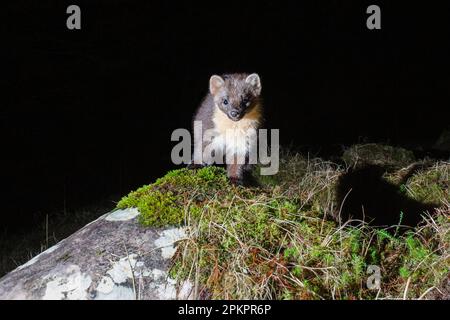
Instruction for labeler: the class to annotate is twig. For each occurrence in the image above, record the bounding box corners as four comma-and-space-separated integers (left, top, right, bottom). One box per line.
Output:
122, 241, 137, 300
403, 277, 411, 300
418, 286, 437, 300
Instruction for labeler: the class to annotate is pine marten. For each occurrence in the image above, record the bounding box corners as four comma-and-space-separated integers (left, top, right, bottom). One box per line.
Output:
190, 73, 263, 185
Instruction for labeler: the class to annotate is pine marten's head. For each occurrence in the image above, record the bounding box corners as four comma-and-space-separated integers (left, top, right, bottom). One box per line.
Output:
209, 73, 262, 122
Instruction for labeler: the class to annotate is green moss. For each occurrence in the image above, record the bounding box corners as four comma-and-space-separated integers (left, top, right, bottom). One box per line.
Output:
117, 166, 229, 227
284, 247, 300, 261
399, 266, 411, 279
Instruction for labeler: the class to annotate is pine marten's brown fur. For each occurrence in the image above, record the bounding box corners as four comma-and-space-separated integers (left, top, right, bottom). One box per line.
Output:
191, 73, 263, 184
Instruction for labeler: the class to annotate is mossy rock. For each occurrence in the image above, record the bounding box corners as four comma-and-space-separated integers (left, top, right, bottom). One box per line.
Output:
342, 144, 415, 170
117, 150, 450, 300
117, 166, 230, 227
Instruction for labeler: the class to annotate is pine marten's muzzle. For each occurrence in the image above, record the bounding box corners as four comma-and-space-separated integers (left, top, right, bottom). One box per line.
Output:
229, 110, 243, 121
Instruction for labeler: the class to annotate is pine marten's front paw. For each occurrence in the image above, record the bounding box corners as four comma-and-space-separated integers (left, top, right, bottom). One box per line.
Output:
187, 162, 206, 170
229, 176, 244, 186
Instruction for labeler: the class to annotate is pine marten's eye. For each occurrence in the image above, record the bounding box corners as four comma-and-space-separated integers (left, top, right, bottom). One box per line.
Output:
242, 98, 250, 107
223, 99, 229, 105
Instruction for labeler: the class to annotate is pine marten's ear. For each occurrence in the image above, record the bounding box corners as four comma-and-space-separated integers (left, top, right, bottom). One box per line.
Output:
209, 75, 225, 95
245, 73, 262, 95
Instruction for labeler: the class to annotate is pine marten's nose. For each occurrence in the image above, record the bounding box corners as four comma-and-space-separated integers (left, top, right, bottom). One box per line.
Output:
230, 111, 239, 118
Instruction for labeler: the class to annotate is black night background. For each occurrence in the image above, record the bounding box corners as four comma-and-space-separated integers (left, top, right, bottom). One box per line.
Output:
1, 1, 449, 277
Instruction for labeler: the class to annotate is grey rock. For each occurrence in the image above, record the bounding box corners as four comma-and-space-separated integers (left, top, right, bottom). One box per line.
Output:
0, 208, 192, 300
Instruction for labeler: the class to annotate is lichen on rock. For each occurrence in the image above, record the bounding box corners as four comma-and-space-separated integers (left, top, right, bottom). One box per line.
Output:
0, 208, 192, 300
